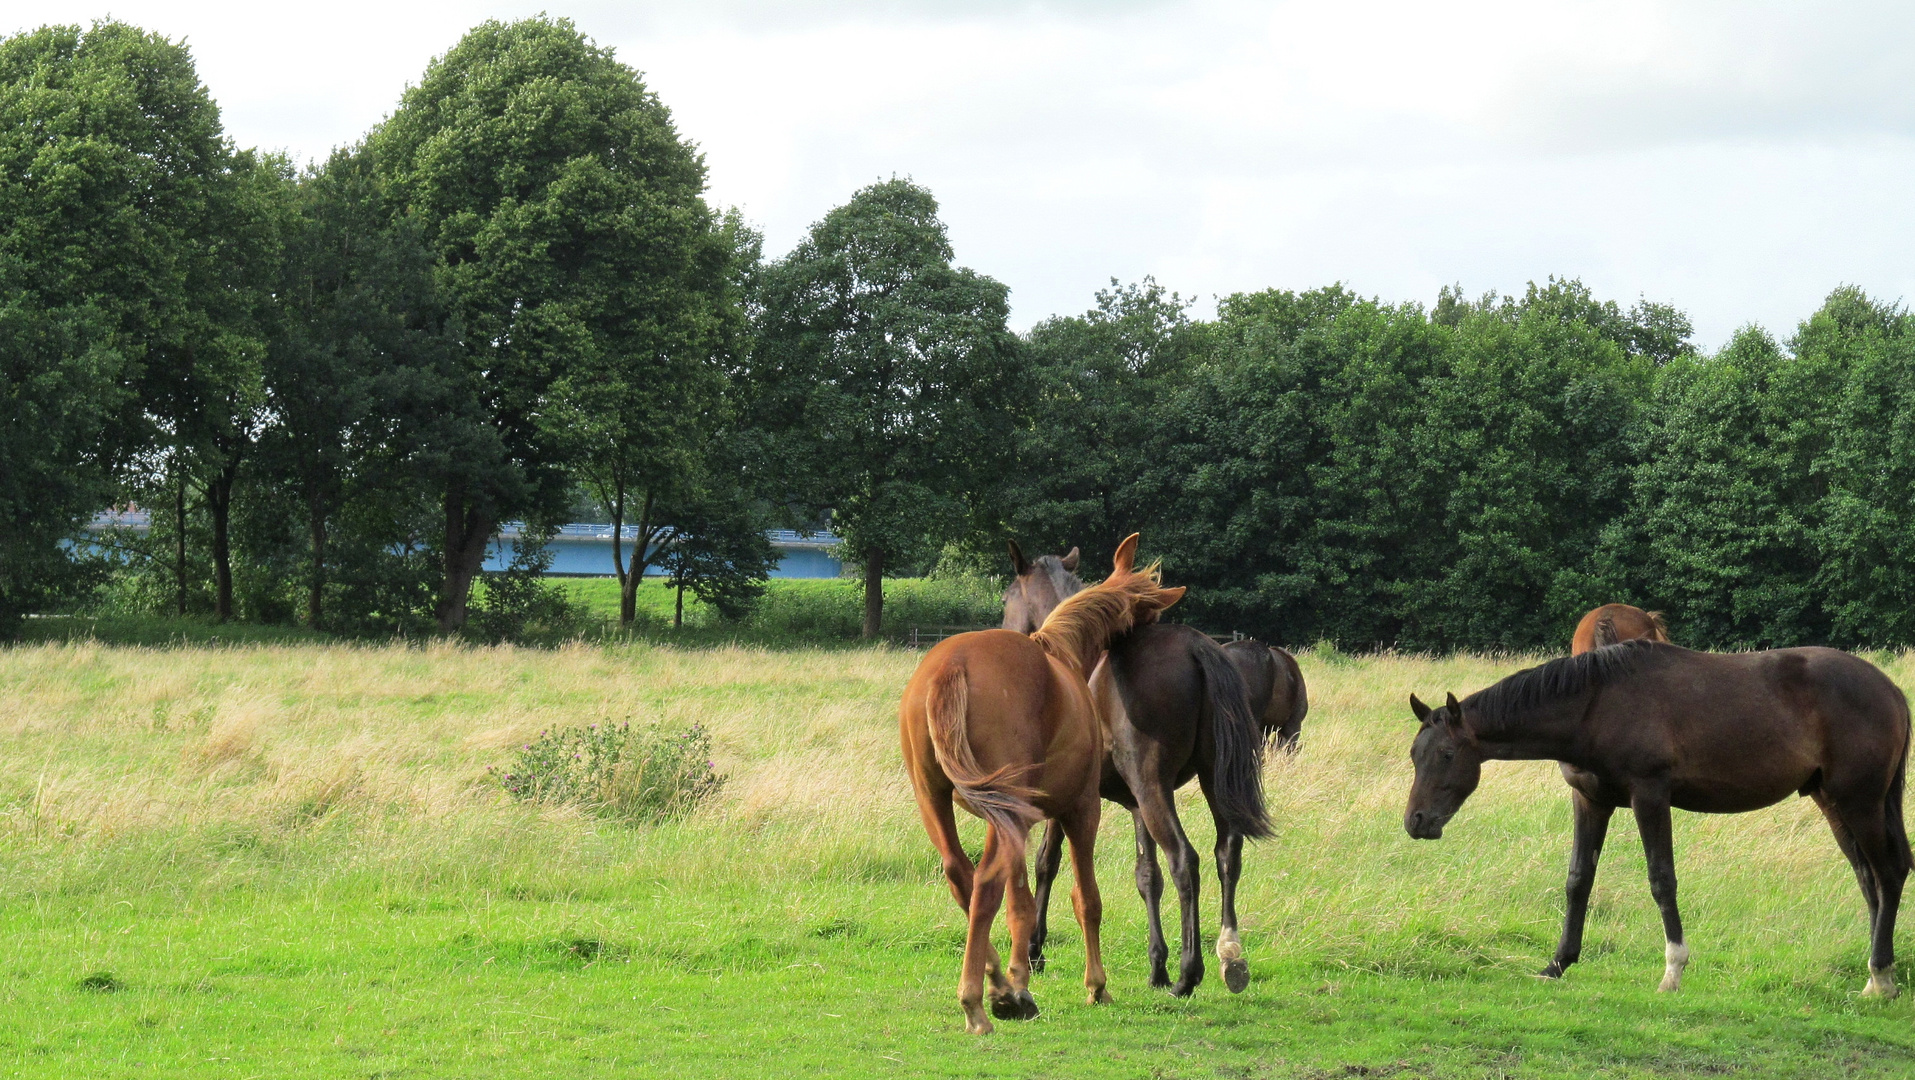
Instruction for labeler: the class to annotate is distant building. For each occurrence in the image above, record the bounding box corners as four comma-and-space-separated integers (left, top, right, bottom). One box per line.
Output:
85, 513, 845, 579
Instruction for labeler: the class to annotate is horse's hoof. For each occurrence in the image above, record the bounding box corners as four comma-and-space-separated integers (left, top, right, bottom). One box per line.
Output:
1029, 952, 1046, 975
1087, 986, 1112, 1005
990, 995, 1021, 1020
1148, 969, 1172, 989
1538, 962, 1565, 980
1863, 967, 1900, 999
1169, 979, 1199, 998
1016, 990, 1039, 1019
1223, 957, 1249, 994
966, 1017, 993, 1035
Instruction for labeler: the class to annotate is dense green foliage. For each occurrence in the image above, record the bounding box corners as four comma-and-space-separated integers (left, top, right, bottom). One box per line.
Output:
10, 17, 1915, 652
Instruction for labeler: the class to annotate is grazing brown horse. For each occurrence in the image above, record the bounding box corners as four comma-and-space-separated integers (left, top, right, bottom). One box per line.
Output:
1570, 603, 1669, 655
1405, 640, 1911, 997
902, 535, 1185, 1033
1005, 542, 1288, 996
1225, 638, 1309, 753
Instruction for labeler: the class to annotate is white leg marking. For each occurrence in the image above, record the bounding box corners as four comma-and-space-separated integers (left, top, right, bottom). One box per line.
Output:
1658, 940, 1689, 993
1216, 927, 1243, 963
1864, 964, 1900, 999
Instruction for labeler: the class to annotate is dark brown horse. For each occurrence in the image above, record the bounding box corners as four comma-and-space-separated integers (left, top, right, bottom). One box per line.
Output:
1570, 603, 1670, 655
1225, 638, 1309, 753
1405, 640, 1911, 997
902, 535, 1184, 1033
1004, 542, 1300, 995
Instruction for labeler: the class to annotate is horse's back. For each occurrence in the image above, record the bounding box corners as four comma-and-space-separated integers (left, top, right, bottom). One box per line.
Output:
1572, 604, 1667, 655
1596, 644, 1908, 811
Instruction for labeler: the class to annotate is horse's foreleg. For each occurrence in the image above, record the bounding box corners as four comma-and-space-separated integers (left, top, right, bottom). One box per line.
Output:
1206, 794, 1249, 993
1028, 819, 1065, 974
1135, 787, 1204, 997
1063, 802, 1111, 1006
1131, 812, 1171, 988
1632, 797, 1686, 992
1543, 792, 1613, 979
960, 826, 1009, 1034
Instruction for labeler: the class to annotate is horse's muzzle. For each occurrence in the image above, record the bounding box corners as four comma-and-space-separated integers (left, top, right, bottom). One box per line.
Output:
1405, 809, 1446, 840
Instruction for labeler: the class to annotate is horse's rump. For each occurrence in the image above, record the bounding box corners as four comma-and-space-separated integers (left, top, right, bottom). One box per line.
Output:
921, 659, 1043, 853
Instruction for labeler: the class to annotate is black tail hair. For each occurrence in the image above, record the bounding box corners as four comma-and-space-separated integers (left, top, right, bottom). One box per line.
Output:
1192, 642, 1273, 840
1890, 695, 1913, 876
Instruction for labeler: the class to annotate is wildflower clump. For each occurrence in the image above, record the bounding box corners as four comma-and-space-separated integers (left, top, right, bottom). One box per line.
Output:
492, 721, 725, 824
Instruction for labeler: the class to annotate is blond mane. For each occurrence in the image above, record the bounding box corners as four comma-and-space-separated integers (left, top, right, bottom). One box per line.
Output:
1029, 560, 1182, 674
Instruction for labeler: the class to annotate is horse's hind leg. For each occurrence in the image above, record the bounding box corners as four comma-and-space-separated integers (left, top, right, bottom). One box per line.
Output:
1823, 791, 1906, 998
1205, 790, 1250, 993
996, 831, 1041, 1022
1134, 783, 1205, 996
1131, 812, 1172, 988
917, 789, 1013, 1005
1028, 819, 1065, 974
959, 825, 1011, 1034
1062, 803, 1112, 1005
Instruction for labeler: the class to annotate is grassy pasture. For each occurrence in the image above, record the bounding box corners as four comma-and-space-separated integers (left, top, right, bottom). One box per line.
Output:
0, 639, 1911, 1078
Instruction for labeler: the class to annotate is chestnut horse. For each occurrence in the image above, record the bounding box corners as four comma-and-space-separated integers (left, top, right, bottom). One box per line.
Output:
1405, 640, 1911, 997
901, 535, 1185, 1033
1005, 542, 1296, 996
1570, 603, 1669, 655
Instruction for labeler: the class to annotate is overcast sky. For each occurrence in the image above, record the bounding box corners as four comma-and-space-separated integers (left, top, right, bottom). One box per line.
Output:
17, 1, 1915, 346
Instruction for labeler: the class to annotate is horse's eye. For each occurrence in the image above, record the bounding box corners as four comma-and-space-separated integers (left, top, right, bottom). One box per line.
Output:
1440, 750, 1455, 763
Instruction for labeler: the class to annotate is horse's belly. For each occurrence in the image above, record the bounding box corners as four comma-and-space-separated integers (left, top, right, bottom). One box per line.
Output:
1668, 780, 1797, 815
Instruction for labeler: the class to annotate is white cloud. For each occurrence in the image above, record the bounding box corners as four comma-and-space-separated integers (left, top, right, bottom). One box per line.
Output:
12, 0, 1914, 345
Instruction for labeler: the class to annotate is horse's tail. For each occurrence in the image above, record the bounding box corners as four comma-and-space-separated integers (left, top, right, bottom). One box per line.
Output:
1592, 610, 1620, 648
1192, 641, 1274, 840
1644, 611, 1671, 643
924, 663, 1041, 856
1889, 693, 1913, 876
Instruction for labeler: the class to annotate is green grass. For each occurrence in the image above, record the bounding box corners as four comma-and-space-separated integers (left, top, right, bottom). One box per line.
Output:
0, 640, 1911, 1077
552, 575, 1005, 643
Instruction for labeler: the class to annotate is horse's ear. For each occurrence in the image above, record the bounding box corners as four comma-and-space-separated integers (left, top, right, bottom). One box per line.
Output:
1156, 585, 1186, 612
1410, 694, 1431, 723
1060, 546, 1080, 572
1008, 540, 1029, 576
1111, 533, 1140, 575
1445, 692, 1462, 721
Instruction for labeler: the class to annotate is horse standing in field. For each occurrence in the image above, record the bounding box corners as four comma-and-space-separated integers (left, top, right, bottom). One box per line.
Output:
1570, 603, 1670, 655
1405, 640, 1911, 997
901, 535, 1186, 1033
1003, 542, 1304, 995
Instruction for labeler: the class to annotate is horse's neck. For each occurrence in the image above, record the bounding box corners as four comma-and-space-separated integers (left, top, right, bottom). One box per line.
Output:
1471, 700, 1585, 762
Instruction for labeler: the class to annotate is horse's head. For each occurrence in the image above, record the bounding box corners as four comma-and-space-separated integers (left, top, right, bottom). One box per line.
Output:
1002, 541, 1084, 633
1403, 692, 1483, 840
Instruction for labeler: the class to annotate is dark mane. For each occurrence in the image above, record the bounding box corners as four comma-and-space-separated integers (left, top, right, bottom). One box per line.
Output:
1469, 639, 1666, 732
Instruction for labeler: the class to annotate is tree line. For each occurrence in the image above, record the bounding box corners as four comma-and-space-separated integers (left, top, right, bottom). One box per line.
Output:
6, 17, 1914, 651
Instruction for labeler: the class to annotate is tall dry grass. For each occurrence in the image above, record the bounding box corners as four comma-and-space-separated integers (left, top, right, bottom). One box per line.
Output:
1, 637, 1910, 992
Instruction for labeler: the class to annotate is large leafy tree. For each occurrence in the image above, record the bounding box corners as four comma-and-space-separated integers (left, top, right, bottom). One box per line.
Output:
561, 211, 756, 627
752, 179, 1020, 638
1008, 278, 1203, 577
0, 22, 233, 633
369, 16, 719, 632
260, 146, 453, 628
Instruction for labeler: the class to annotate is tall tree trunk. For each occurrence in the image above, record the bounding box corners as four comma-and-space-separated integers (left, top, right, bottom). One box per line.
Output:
619, 489, 654, 627
436, 487, 495, 633
674, 577, 685, 629
861, 546, 884, 641
174, 460, 187, 617
306, 491, 326, 629
208, 460, 237, 622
